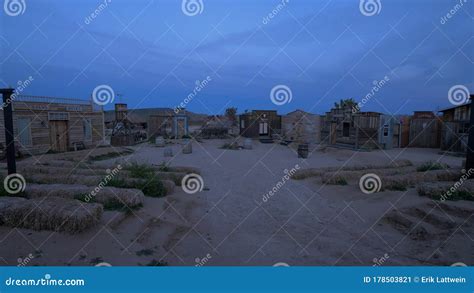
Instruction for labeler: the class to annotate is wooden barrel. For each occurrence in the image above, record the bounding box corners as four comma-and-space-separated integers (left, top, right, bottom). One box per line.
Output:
155, 136, 165, 147
164, 147, 173, 157
182, 140, 192, 154
243, 138, 252, 150
298, 144, 309, 158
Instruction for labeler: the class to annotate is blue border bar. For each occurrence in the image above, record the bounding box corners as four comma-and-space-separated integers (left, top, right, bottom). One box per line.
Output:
0, 267, 472, 292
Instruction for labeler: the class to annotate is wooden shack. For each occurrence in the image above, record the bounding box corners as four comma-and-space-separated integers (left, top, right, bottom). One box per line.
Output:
0, 95, 104, 155
408, 111, 440, 148
148, 109, 189, 139
439, 103, 471, 153
282, 110, 321, 144
239, 110, 282, 138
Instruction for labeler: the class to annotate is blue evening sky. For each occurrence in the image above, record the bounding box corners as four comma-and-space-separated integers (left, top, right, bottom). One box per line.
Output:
0, 0, 473, 114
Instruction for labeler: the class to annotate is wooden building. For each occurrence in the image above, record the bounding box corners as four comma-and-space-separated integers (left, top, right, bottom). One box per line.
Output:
239, 110, 282, 138
282, 110, 321, 144
408, 111, 440, 148
147, 109, 189, 139
0, 95, 104, 155
320, 105, 403, 150
439, 103, 471, 153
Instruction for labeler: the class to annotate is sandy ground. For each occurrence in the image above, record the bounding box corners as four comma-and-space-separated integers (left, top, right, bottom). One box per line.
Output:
0, 139, 473, 266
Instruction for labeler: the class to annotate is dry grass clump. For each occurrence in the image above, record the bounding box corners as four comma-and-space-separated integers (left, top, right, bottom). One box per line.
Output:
26, 174, 104, 186
25, 184, 145, 209
18, 166, 104, 177
0, 196, 102, 233
381, 169, 462, 191
416, 161, 449, 172
321, 166, 415, 185
417, 181, 474, 201
292, 160, 413, 180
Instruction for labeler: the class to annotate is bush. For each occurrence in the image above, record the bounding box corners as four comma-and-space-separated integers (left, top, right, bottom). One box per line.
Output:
126, 163, 156, 178
105, 176, 166, 198
417, 161, 449, 172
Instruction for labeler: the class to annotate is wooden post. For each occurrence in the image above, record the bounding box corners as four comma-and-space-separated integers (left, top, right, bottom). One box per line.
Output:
0, 88, 17, 174
466, 95, 474, 171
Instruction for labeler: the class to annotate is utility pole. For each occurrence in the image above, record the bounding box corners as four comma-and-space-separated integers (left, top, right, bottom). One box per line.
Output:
466, 94, 474, 171
0, 88, 17, 174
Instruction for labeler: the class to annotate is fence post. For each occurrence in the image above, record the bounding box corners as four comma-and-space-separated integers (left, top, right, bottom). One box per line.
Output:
1, 88, 17, 175
466, 95, 474, 171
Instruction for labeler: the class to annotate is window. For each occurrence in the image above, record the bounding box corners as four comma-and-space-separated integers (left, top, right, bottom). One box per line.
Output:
383, 124, 389, 137
48, 112, 69, 121
17, 118, 32, 146
83, 119, 92, 141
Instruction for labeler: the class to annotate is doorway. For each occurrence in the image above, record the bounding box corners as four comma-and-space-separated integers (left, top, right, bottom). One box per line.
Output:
50, 121, 69, 152
259, 122, 269, 136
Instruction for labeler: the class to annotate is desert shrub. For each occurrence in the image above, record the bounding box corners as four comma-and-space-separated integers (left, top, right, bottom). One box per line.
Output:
417, 161, 449, 172
126, 163, 156, 178
105, 176, 166, 198
220, 142, 239, 150
385, 181, 407, 191
157, 162, 170, 172
146, 259, 168, 266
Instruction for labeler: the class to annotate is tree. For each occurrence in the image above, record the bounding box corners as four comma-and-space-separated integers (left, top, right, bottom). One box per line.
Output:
334, 98, 358, 110
225, 107, 238, 126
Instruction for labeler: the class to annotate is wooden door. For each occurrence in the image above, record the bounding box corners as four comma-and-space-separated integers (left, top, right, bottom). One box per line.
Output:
50, 121, 69, 152
259, 122, 268, 136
